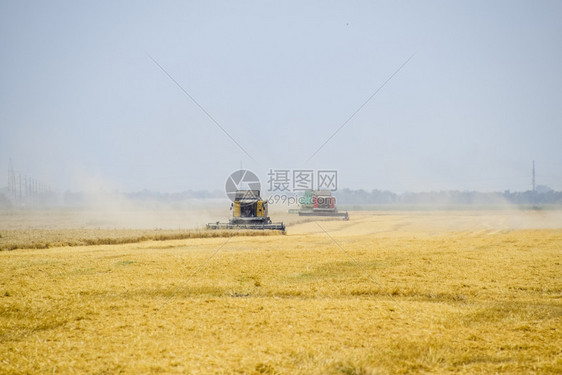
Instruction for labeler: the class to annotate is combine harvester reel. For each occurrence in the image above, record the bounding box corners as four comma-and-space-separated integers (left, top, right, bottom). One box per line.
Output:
207, 190, 286, 234
297, 190, 349, 220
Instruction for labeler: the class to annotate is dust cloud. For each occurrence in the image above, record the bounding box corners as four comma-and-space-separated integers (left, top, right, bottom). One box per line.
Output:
0, 192, 231, 230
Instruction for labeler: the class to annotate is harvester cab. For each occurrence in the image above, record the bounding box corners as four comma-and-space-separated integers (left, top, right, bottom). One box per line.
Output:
231, 190, 270, 224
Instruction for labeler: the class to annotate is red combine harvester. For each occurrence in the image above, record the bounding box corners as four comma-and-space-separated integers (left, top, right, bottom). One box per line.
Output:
298, 190, 349, 220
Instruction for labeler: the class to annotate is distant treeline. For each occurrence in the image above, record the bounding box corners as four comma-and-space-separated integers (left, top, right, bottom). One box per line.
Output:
1, 186, 561, 209
333, 187, 562, 206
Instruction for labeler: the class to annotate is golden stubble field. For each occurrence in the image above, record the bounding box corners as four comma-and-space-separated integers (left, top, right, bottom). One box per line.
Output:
0, 210, 561, 374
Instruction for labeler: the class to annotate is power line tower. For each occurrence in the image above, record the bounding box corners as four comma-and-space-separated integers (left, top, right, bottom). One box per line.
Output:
533, 160, 536, 193
8, 158, 16, 201
6, 160, 54, 206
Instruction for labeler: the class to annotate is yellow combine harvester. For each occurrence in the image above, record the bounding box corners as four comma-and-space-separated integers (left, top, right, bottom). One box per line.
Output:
207, 190, 286, 234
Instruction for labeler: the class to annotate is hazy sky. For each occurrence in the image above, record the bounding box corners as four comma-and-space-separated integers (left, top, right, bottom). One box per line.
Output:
1, 1, 561, 193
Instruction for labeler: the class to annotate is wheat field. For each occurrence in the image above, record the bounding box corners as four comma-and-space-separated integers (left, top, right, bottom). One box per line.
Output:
1, 210, 561, 374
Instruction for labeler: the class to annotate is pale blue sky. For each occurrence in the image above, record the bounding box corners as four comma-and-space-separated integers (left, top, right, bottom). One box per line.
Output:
1, 1, 561, 193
